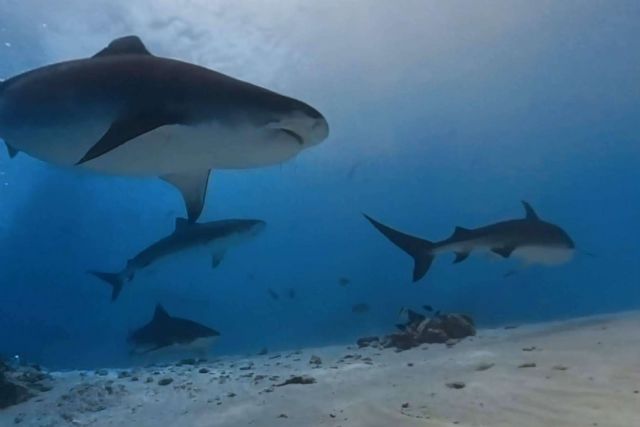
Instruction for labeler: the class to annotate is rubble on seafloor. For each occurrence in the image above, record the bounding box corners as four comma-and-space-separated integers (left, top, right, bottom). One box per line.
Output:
357, 311, 476, 351
1, 360, 54, 409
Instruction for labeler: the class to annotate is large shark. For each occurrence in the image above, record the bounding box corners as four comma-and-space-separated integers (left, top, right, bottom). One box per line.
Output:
364, 201, 575, 281
0, 36, 329, 221
91, 217, 266, 301
128, 304, 219, 357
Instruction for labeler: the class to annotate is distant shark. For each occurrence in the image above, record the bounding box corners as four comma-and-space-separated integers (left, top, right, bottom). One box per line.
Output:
364, 201, 575, 281
90, 217, 266, 301
128, 304, 219, 356
0, 36, 329, 222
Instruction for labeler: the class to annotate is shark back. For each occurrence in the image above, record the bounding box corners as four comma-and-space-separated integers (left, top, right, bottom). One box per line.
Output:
436, 201, 575, 262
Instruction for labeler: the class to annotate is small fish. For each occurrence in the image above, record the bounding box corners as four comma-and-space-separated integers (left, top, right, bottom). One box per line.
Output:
267, 289, 280, 300
503, 270, 518, 278
422, 305, 434, 312
287, 288, 296, 299
351, 303, 370, 314
346, 161, 362, 180
339, 277, 350, 287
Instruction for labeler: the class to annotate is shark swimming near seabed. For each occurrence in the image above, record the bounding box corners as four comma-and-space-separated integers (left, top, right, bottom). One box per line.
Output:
90, 218, 266, 301
364, 201, 575, 281
128, 304, 220, 357
0, 35, 329, 222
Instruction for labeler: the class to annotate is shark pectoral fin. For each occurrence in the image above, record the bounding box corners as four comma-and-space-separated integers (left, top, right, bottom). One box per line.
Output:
76, 112, 182, 165
453, 251, 470, 263
491, 246, 515, 258
211, 251, 225, 268
161, 170, 212, 223
5, 142, 19, 158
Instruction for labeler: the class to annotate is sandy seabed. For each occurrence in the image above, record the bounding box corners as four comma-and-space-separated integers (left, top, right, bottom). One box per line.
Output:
2, 311, 639, 427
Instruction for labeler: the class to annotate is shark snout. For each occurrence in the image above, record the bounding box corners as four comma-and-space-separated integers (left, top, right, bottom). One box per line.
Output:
303, 104, 330, 146
566, 237, 576, 249
270, 104, 329, 148
309, 114, 330, 145
248, 220, 267, 236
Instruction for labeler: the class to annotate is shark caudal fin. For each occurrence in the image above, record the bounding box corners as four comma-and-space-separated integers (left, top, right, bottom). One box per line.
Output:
363, 214, 436, 281
89, 271, 125, 302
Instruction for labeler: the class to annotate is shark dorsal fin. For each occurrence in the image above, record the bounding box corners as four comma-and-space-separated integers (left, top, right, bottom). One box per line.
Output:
174, 217, 191, 232
522, 201, 540, 221
153, 304, 171, 322
451, 226, 473, 240
93, 36, 152, 58
5, 142, 19, 158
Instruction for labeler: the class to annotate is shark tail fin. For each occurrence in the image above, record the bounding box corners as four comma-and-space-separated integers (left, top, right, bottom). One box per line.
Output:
89, 271, 125, 302
363, 213, 436, 281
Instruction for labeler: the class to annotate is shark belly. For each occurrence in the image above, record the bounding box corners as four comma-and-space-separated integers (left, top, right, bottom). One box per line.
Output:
3, 119, 302, 175
131, 336, 218, 359
433, 239, 485, 257
437, 242, 574, 265
85, 123, 301, 174
131, 240, 209, 275
513, 246, 574, 266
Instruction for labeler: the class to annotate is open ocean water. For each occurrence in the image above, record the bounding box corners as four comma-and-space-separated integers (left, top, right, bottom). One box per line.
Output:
0, 2, 639, 426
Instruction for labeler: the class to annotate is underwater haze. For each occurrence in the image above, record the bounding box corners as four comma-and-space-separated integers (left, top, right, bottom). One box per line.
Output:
1, 0, 639, 371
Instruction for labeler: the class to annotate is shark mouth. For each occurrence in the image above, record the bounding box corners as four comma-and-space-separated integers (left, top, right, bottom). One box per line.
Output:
279, 128, 304, 145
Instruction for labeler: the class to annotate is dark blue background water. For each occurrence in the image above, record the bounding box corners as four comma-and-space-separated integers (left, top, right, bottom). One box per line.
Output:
1, 1, 638, 369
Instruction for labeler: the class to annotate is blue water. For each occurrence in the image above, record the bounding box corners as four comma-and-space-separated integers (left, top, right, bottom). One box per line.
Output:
0, 1, 638, 369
